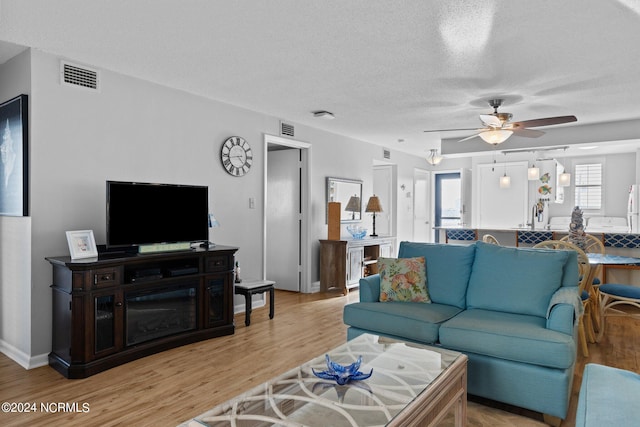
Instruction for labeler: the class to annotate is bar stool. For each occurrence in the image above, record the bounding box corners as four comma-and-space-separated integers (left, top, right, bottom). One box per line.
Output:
445, 229, 477, 244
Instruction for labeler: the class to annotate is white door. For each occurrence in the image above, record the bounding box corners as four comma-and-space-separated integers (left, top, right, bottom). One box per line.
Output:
267, 149, 300, 291
413, 169, 431, 242
373, 165, 393, 236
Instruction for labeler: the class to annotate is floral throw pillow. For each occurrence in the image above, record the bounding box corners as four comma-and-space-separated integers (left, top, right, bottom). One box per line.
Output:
379, 256, 430, 303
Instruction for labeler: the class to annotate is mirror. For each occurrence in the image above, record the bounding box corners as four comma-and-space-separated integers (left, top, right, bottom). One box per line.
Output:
326, 177, 363, 223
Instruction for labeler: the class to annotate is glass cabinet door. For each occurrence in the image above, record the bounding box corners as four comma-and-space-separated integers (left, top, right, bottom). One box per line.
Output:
93, 291, 123, 357
205, 276, 228, 327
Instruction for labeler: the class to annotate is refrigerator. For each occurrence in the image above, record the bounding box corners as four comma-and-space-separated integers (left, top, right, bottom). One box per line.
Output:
628, 185, 639, 233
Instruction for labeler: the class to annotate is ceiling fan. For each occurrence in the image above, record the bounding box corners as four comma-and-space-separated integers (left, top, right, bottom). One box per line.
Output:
424, 99, 577, 145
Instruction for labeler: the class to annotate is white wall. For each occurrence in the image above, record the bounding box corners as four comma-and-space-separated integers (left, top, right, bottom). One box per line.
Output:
0, 49, 432, 366
0, 49, 33, 367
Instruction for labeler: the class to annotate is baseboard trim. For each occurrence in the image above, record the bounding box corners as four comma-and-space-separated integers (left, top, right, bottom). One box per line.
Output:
0, 339, 48, 370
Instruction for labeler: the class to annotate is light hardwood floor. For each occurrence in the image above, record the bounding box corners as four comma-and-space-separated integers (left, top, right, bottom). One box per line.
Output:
0, 290, 638, 427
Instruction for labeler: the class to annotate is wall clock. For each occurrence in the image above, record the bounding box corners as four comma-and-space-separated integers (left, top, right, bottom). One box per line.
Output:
221, 136, 253, 177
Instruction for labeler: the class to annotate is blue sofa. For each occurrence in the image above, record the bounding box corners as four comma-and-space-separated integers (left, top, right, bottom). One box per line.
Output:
343, 241, 581, 423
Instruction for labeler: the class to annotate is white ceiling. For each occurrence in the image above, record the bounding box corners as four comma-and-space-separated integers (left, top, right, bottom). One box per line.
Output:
1, 0, 639, 158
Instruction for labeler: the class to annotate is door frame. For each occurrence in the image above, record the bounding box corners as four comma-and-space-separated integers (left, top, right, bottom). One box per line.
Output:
413, 168, 431, 242
263, 134, 312, 293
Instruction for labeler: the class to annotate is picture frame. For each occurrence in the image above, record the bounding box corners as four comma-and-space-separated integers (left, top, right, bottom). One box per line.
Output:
66, 230, 99, 259
0, 94, 28, 216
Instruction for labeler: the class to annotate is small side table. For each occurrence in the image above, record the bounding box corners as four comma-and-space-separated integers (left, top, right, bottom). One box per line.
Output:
234, 279, 275, 326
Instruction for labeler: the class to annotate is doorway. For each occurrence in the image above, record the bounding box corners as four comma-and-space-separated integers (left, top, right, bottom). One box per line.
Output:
435, 172, 462, 231
263, 134, 312, 293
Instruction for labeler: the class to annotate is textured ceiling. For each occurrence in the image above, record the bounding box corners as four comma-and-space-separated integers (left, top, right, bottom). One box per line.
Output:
1, 0, 639, 158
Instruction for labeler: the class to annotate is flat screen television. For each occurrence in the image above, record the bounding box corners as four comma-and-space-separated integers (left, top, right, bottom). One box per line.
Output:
106, 181, 209, 249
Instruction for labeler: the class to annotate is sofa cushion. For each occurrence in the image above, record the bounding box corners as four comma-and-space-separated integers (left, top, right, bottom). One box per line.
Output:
467, 242, 569, 317
343, 302, 462, 344
576, 363, 640, 427
379, 256, 430, 303
439, 309, 576, 369
397, 242, 475, 308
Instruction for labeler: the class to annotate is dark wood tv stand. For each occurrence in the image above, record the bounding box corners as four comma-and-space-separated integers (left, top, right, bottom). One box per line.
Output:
46, 246, 238, 379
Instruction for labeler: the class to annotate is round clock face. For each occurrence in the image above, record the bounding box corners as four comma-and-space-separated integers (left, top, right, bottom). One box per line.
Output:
221, 136, 253, 177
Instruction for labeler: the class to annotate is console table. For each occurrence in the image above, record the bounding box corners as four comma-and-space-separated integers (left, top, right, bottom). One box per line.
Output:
319, 237, 395, 294
46, 246, 238, 379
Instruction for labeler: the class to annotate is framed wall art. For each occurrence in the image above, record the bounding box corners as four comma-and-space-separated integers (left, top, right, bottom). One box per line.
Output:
0, 94, 28, 216
66, 230, 98, 259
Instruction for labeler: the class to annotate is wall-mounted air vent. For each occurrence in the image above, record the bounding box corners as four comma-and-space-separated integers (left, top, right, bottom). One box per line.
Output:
60, 61, 100, 91
280, 121, 295, 137
383, 148, 391, 159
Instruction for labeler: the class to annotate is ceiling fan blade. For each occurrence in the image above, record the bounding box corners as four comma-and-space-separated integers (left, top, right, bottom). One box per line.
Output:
424, 127, 484, 133
512, 128, 545, 138
458, 133, 480, 142
510, 115, 577, 129
480, 114, 502, 127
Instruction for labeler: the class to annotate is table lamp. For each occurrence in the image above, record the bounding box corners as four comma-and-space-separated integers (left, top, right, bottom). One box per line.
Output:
365, 195, 383, 237
345, 195, 361, 220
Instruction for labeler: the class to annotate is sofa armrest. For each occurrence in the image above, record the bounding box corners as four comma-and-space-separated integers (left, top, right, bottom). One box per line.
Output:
546, 287, 582, 335
546, 304, 575, 335
359, 274, 381, 302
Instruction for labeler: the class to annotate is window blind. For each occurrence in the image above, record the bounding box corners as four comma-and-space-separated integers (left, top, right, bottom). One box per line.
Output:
574, 163, 602, 209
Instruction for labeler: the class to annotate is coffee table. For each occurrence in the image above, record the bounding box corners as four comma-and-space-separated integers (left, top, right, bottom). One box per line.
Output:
181, 333, 467, 426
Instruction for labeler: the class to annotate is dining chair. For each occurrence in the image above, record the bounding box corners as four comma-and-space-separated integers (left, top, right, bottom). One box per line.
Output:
445, 229, 477, 244
482, 234, 500, 245
597, 283, 640, 342
533, 240, 592, 357
561, 234, 605, 334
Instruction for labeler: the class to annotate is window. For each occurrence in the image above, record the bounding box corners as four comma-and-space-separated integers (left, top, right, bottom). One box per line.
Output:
435, 173, 461, 227
574, 163, 602, 210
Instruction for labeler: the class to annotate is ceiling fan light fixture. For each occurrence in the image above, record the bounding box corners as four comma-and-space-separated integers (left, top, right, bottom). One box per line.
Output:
426, 149, 443, 165
479, 129, 513, 145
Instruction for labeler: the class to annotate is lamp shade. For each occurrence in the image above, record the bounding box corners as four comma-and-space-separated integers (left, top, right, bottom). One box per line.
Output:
528, 165, 540, 180
345, 195, 360, 212
479, 129, 513, 145
559, 172, 571, 186
365, 195, 383, 213
345, 195, 360, 220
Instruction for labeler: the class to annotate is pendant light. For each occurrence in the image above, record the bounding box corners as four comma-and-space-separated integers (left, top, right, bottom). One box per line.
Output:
528, 163, 540, 180
426, 149, 443, 165
499, 153, 511, 188
558, 147, 571, 186
500, 174, 511, 188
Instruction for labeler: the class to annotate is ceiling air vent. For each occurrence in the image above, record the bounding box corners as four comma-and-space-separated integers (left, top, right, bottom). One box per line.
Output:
60, 61, 100, 91
383, 148, 391, 159
280, 121, 295, 138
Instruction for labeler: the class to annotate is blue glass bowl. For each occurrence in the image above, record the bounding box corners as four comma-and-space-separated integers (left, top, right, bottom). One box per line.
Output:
312, 355, 373, 385
347, 225, 367, 239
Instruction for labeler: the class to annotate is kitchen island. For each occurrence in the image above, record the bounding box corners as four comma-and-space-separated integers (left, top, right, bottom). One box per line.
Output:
436, 226, 640, 285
